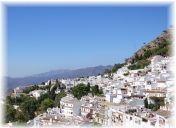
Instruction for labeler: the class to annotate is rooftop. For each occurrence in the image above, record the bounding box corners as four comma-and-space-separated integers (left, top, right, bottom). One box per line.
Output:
144, 90, 166, 94
156, 109, 172, 118
67, 99, 81, 104
98, 102, 116, 106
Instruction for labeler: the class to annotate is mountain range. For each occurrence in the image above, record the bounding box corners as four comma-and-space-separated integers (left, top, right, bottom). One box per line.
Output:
5, 65, 113, 93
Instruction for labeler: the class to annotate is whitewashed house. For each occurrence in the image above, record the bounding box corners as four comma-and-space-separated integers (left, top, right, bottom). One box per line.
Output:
123, 111, 157, 128
111, 103, 128, 126
144, 89, 167, 99
113, 88, 130, 103
14, 87, 24, 96
60, 94, 84, 117
29, 90, 47, 99
155, 109, 173, 128
80, 101, 97, 119
150, 55, 164, 72
106, 93, 116, 102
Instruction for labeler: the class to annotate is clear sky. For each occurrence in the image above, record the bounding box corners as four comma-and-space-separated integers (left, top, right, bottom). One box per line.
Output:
6, 4, 171, 77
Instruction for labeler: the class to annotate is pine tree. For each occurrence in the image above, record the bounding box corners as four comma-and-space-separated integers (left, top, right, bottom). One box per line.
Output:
87, 82, 91, 92
144, 98, 148, 108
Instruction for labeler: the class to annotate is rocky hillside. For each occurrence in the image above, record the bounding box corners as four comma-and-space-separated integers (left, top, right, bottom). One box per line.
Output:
128, 25, 174, 63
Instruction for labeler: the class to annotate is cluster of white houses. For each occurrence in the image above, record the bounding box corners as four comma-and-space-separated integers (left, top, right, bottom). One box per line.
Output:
12, 55, 174, 128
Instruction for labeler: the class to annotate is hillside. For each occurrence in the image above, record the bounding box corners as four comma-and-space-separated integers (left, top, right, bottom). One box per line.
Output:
104, 26, 174, 73
126, 26, 173, 70
128, 26, 174, 64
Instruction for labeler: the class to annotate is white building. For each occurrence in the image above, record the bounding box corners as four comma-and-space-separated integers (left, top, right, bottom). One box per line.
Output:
13, 87, 25, 97
155, 109, 174, 128
29, 90, 47, 99
60, 94, 84, 117
150, 55, 165, 72
80, 101, 97, 119
106, 93, 116, 102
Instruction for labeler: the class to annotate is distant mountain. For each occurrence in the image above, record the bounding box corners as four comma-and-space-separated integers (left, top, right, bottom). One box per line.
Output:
31, 69, 71, 77
5, 65, 113, 94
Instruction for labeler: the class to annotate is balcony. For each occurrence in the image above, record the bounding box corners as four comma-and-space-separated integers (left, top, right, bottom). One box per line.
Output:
96, 113, 108, 119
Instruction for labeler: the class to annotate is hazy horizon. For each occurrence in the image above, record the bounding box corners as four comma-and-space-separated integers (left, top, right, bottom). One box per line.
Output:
7, 5, 170, 77
6, 64, 113, 78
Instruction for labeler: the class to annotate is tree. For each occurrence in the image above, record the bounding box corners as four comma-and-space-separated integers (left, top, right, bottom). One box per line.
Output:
54, 95, 59, 107
139, 54, 143, 60
41, 82, 45, 85
134, 54, 139, 61
41, 98, 54, 112
56, 79, 58, 84
143, 50, 152, 59
91, 85, 99, 96
48, 80, 51, 98
111, 63, 124, 73
128, 60, 150, 70
38, 94, 48, 104
87, 82, 91, 92
152, 104, 160, 111
99, 87, 103, 94
6, 105, 16, 123
148, 104, 154, 109
54, 92, 66, 107
20, 98, 38, 121
23, 85, 39, 94
6, 96, 15, 105
144, 98, 148, 108
71, 84, 89, 100
149, 97, 165, 104
50, 84, 58, 100
15, 111, 25, 122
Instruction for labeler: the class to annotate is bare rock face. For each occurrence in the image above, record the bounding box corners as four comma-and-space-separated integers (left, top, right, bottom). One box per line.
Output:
128, 25, 174, 63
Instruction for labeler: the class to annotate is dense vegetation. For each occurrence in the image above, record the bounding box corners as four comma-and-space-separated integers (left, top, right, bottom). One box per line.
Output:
41, 98, 54, 112
5, 80, 105, 123
110, 63, 125, 73
128, 60, 150, 70
129, 40, 172, 70
4, 80, 66, 123
70, 83, 104, 100
144, 97, 165, 111
5, 96, 39, 122
23, 85, 42, 94
70, 83, 90, 100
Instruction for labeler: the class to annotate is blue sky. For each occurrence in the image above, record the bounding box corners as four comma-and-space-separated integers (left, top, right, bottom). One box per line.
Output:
6, 5, 171, 77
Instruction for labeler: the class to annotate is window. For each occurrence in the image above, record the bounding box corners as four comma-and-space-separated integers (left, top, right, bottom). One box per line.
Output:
130, 117, 132, 120
138, 121, 141, 125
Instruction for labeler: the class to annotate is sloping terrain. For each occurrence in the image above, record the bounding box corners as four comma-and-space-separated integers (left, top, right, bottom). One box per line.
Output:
128, 25, 174, 63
